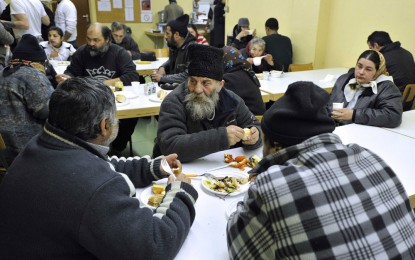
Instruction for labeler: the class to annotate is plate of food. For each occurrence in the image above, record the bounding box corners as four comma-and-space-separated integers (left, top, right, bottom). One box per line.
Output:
201, 171, 250, 197
113, 91, 138, 99
115, 94, 130, 106
140, 184, 166, 209
149, 89, 169, 103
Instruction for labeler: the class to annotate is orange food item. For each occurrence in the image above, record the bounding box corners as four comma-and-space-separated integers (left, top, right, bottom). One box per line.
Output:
224, 153, 234, 163
234, 155, 247, 163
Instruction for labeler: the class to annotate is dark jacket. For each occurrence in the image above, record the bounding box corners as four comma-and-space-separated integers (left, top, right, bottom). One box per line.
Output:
64, 43, 140, 85
111, 35, 141, 60
154, 83, 262, 162
160, 33, 196, 84
0, 122, 198, 259
240, 48, 283, 72
380, 41, 415, 92
262, 34, 293, 72
328, 69, 403, 128
223, 69, 265, 115
210, 2, 225, 48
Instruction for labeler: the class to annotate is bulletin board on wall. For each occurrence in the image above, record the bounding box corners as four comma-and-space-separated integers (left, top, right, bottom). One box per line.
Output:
95, 0, 143, 23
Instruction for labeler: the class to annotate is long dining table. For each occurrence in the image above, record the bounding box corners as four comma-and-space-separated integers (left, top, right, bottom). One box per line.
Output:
133, 114, 415, 259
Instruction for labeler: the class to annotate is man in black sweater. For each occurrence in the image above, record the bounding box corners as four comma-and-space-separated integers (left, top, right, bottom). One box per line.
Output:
0, 77, 197, 259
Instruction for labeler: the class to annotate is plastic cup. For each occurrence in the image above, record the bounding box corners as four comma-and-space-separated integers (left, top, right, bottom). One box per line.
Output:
333, 102, 343, 109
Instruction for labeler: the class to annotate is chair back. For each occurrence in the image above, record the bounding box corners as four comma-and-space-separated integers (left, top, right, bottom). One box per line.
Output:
288, 63, 314, 72
153, 48, 169, 58
401, 84, 415, 111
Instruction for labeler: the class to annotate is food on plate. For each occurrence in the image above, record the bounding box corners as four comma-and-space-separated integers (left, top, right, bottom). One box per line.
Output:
243, 128, 252, 141
148, 194, 164, 207
173, 167, 181, 175
114, 81, 124, 91
247, 155, 261, 168
203, 176, 248, 193
157, 89, 168, 101
115, 94, 127, 103
256, 73, 264, 79
109, 86, 116, 92
224, 153, 234, 163
152, 184, 165, 195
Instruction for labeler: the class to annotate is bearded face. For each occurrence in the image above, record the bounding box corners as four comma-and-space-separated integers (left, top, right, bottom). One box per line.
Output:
184, 83, 220, 121
87, 42, 110, 57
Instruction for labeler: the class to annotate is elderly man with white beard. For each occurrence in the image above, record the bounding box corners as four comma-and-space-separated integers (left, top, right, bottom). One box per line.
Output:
153, 44, 262, 162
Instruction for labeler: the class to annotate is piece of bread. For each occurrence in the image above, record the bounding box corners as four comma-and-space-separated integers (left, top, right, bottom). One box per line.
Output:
115, 94, 127, 103
152, 184, 165, 195
157, 89, 168, 100
243, 128, 252, 141
148, 194, 164, 207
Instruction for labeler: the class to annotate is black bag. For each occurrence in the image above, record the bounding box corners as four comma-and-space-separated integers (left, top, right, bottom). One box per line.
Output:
140, 51, 156, 61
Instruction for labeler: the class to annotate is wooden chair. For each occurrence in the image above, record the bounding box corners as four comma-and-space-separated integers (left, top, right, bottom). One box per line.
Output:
288, 63, 314, 72
401, 84, 415, 111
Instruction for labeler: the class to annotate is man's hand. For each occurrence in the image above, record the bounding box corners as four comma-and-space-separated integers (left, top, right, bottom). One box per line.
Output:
242, 126, 260, 145
331, 108, 353, 121
162, 153, 182, 176
167, 173, 192, 185
226, 125, 245, 146
55, 74, 72, 83
151, 73, 162, 82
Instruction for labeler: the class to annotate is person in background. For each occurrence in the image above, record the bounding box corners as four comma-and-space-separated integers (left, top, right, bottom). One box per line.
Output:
0, 34, 54, 166
367, 31, 415, 93
55, 23, 141, 157
0, 77, 198, 259
153, 44, 262, 162
40, 26, 76, 61
228, 17, 255, 50
163, 0, 183, 23
241, 37, 283, 73
262, 17, 292, 72
222, 46, 265, 115
3, 0, 50, 42
0, 21, 14, 69
55, 0, 78, 48
188, 23, 208, 45
111, 21, 141, 60
210, 0, 225, 48
151, 14, 195, 87
328, 50, 402, 128
227, 81, 415, 259
40, 2, 55, 42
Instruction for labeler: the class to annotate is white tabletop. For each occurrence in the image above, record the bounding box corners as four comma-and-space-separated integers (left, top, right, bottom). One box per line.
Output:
260, 68, 349, 100
134, 57, 168, 71
333, 123, 415, 197
382, 110, 415, 138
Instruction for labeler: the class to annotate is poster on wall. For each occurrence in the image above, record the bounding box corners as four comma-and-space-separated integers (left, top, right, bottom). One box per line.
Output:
140, 0, 152, 23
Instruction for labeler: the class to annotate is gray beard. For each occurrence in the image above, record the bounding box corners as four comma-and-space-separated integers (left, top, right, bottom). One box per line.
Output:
88, 43, 110, 57
185, 88, 220, 121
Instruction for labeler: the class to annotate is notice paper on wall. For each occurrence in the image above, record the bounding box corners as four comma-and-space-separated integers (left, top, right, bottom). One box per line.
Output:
98, 1, 111, 11
125, 8, 134, 21
113, 0, 122, 8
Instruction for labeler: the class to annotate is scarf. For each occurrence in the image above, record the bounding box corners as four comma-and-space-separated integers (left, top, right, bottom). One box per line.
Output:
222, 46, 260, 86
6, 59, 46, 75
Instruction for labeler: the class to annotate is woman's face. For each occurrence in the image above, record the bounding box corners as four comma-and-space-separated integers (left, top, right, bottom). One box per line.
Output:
48, 30, 63, 48
187, 27, 197, 38
355, 58, 377, 84
250, 44, 264, 57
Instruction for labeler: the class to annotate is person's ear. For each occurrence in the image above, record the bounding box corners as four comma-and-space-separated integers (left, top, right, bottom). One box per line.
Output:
99, 117, 111, 137
218, 80, 225, 91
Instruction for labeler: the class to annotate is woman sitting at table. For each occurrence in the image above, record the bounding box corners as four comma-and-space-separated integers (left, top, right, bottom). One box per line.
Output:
241, 38, 283, 73
223, 46, 265, 115
328, 50, 402, 128
188, 24, 209, 46
39, 26, 76, 61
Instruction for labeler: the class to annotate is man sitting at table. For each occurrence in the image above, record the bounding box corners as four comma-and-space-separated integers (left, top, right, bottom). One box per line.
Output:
151, 14, 196, 88
227, 81, 415, 259
153, 44, 262, 162
56, 22, 141, 157
0, 77, 198, 259
111, 21, 141, 60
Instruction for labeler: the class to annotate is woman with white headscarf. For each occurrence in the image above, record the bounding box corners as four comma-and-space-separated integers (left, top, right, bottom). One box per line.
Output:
328, 49, 402, 127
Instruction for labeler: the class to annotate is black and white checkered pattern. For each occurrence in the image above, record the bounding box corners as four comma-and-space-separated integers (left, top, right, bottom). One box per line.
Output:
227, 133, 415, 259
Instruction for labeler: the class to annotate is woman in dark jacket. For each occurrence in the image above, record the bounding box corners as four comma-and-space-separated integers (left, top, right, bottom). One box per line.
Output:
328, 50, 402, 128
222, 46, 265, 115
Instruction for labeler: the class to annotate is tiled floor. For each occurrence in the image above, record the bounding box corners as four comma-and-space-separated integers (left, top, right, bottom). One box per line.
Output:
119, 116, 158, 157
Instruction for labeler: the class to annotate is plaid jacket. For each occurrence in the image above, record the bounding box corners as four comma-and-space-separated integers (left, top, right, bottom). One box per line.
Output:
227, 133, 415, 259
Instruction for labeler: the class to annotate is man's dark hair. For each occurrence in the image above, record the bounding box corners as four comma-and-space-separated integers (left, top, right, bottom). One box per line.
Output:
111, 21, 126, 32
101, 26, 112, 41
48, 77, 116, 141
367, 31, 393, 47
48, 26, 64, 37
265, 18, 279, 31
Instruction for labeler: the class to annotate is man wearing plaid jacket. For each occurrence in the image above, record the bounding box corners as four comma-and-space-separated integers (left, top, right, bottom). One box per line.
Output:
227, 81, 415, 259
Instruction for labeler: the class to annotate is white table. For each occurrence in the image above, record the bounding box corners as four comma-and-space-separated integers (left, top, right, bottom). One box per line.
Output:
382, 110, 415, 139
260, 68, 349, 101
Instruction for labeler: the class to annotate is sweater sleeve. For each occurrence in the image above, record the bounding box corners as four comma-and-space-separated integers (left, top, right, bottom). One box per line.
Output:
79, 176, 198, 259
116, 48, 141, 85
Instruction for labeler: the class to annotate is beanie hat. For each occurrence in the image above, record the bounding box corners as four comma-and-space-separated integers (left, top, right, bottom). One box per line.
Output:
12, 34, 47, 62
167, 14, 189, 37
261, 81, 335, 147
238, 18, 250, 27
188, 44, 224, 81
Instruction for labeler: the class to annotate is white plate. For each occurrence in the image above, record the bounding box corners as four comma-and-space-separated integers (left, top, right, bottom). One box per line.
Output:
114, 91, 138, 99
201, 171, 250, 197
225, 199, 242, 219
115, 100, 130, 107
139, 185, 166, 209
149, 94, 163, 103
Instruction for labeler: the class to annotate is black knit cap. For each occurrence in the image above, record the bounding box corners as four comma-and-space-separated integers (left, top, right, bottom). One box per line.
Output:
167, 14, 189, 37
261, 81, 335, 147
12, 34, 47, 62
188, 44, 224, 81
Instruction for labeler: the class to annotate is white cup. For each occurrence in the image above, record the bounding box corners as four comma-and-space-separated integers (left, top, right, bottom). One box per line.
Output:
333, 102, 343, 109
131, 81, 144, 96
263, 71, 270, 80
253, 57, 262, 66
247, 29, 254, 35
